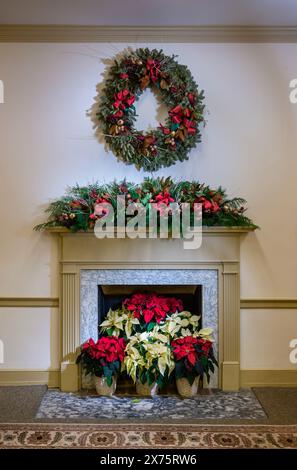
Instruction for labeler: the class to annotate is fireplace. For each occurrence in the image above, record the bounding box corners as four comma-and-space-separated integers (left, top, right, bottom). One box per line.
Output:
49, 228, 253, 392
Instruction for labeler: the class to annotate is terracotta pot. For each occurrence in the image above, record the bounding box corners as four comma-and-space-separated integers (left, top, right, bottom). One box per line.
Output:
136, 380, 159, 397
176, 377, 199, 398
94, 375, 117, 396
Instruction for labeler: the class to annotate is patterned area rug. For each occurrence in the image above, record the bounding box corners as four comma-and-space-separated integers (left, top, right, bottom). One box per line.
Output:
36, 389, 265, 420
1, 423, 297, 448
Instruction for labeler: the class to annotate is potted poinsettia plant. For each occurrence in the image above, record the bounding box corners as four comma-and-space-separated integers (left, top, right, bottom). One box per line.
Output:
122, 331, 175, 396
171, 332, 218, 397
76, 336, 126, 396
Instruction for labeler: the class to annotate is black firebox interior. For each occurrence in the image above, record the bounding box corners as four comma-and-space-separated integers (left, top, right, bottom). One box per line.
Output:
98, 284, 202, 331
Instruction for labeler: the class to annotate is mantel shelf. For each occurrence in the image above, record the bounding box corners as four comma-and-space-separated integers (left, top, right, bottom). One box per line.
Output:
45, 226, 256, 235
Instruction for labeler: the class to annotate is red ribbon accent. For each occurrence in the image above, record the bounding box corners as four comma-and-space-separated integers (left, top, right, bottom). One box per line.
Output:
169, 106, 197, 135
113, 89, 135, 109
146, 58, 160, 83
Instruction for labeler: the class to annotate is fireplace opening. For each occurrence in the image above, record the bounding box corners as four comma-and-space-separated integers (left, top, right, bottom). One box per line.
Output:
98, 284, 202, 330
96, 284, 203, 395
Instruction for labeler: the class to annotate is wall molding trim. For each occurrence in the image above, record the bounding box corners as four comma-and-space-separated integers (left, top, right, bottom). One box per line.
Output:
1, 25, 297, 43
1, 297, 296, 309
0, 298, 59, 308
0, 369, 60, 387
241, 369, 297, 388
240, 299, 297, 309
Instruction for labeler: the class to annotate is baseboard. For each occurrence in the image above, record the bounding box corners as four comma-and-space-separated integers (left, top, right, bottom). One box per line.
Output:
0, 369, 60, 387
1, 369, 296, 389
241, 369, 297, 387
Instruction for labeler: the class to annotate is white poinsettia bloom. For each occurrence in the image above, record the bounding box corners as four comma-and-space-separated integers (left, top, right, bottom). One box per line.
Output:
180, 327, 193, 337
124, 315, 140, 339
163, 310, 201, 339
181, 310, 192, 318
189, 315, 200, 325
122, 332, 174, 382
100, 308, 125, 336
194, 327, 214, 342
100, 307, 140, 338
198, 328, 213, 341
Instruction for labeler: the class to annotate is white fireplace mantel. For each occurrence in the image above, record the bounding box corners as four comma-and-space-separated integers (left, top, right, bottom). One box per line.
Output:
48, 227, 255, 392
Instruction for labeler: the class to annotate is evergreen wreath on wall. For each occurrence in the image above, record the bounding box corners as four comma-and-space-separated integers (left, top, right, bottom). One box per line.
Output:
96, 48, 205, 172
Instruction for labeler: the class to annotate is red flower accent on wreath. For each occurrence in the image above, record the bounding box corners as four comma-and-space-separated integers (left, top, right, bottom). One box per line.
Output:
169, 105, 183, 124
168, 106, 197, 135
90, 196, 111, 220
146, 58, 160, 83
159, 123, 171, 135
154, 192, 175, 206
69, 199, 88, 209
89, 190, 99, 199
113, 89, 135, 110
119, 73, 129, 79
112, 110, 124, 118
123, 293, 183, 324
195, 196, 220, 213
188, 92, 196, 106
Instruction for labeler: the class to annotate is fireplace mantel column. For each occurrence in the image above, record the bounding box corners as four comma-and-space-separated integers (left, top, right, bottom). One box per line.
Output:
222, 262, 240, 390
61, 266, 80, 391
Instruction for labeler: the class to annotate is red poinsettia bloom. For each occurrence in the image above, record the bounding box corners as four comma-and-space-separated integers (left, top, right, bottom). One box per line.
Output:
197, 338, 213, 355
83, 336, 126, 364
82, 338, 95, 351
123, 293, 184, 324
171, 336, 213, 369
171, 336, 199, 366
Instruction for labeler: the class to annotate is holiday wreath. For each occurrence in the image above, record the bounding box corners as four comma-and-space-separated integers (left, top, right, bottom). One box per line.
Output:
96, 48, 205, 172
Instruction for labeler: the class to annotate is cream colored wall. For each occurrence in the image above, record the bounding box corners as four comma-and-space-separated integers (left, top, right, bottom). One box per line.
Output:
241, 309, 297, 369
0, 43, 296, 371
0, 307, 60, 369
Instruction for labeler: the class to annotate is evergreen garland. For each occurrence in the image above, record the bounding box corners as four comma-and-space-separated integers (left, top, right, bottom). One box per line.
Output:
96, 48, 205, 172
34, 177, 257, 232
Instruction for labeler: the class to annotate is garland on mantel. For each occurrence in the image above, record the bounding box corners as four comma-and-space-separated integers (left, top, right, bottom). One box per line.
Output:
34, 177, 256, 232
96, 48, 205, 172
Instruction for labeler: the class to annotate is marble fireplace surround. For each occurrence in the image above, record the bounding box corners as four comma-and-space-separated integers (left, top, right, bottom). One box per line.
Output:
50, 227, 253, 392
